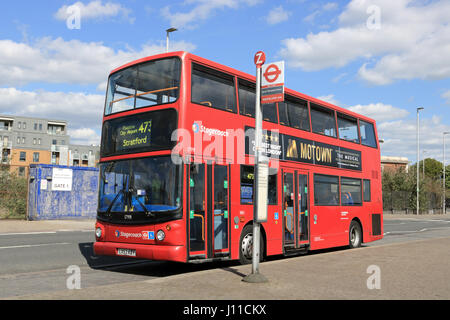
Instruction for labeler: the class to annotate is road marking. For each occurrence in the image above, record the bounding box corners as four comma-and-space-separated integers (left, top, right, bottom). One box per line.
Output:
389, 218, 450, 223
384, 225, 450, 236
384, 222, 407, 225
0, 230, 92, 236
0, 231, 57, 236
0, 242, 70, 250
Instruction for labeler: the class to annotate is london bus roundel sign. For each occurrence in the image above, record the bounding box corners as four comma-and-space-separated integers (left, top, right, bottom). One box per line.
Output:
263, 63, 282, 83
254, 51, 266, 68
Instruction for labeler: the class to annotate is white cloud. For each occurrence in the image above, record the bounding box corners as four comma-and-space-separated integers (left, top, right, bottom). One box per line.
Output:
377, 116, 450, 162
304, 2, 338, 23
266, 6, 291, 25
280, 0, 450, 85
303, 11, 319, 23
342, 101, 449, 162
0, 37, 196, 87
68, 128, 101, 146
323, 2, 338, 11
347, 103, 409, 122
0, 87, 104, 145
55, 1, 134, 23
161, 0, 261, 29
317, 94, 339, 106
441, 90, 450, 105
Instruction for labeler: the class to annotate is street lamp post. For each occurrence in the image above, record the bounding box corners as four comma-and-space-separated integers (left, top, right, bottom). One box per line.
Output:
416, 107, 424, 215
166, 27, 178, 53
444, 132, 450, 214
423, 150, 427, 179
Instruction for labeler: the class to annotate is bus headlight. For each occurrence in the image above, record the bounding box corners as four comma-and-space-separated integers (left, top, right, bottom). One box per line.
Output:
95, 227, 103, 239
156, 230, 165, 241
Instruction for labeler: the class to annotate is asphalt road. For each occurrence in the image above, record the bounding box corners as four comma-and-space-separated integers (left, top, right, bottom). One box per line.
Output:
369, 215, 450, 246
1, 216, 450, 299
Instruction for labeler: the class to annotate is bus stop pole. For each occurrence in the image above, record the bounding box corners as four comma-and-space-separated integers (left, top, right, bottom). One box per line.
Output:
243, 56, 268, 283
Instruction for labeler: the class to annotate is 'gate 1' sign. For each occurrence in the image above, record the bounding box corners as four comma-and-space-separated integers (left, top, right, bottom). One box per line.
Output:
261, 61, 284, 104
52, 168, 73, 191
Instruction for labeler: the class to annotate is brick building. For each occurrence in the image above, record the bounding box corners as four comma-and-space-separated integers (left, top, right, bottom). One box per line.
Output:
380, 156, 409, 173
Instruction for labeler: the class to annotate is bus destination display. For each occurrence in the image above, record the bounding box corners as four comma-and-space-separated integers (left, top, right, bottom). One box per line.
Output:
116, 120, 152, 151
101, 109, 178, 157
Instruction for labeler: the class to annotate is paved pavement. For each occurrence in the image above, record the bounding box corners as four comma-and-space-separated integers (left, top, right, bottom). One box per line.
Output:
0, 219, 95, 234
1, 215, 450, 300
5, 236, 450, 300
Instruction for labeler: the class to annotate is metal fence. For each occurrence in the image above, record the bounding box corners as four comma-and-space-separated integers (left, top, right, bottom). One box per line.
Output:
383, 190, 446, 214
28, 164, 99, 220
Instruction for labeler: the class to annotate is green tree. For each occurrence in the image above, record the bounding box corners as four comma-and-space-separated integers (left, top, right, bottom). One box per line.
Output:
0, 166, 27, 219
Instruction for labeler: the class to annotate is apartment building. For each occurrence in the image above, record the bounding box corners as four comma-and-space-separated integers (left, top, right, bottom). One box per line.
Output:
0, 114, 99, 176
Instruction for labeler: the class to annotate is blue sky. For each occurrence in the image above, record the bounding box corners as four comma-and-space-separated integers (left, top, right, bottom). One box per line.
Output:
1, 0, 450, 164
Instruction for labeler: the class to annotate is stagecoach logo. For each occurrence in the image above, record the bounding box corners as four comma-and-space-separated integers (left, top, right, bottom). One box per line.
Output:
192, 122, 229, 137
192, 122, 200, 133
115, 230, 120, 237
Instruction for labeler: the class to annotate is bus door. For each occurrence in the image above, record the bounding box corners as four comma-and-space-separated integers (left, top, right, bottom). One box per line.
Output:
188, 163, 230, 260
282, 169, 310, 251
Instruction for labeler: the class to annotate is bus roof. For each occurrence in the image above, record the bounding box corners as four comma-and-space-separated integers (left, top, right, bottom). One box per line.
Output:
109, 51, 376, 125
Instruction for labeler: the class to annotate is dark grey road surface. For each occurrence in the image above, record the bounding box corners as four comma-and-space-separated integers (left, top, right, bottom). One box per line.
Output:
1, 216, 449, 299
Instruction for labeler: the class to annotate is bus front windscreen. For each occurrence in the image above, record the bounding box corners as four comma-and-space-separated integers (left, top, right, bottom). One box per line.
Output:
105, 57, 181, 115
98, 156, 182, 223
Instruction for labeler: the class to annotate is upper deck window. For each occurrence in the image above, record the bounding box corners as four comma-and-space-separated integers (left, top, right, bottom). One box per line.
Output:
337, 113, 359, 143
310, 103, 337, 138
360, 120, 377, 148
238, 79, 255, 118
105, 57, 181, 115
191, 63, 236, 113
238, 79, 277, 123
278, 96, 310, 131
262, 103, 278, 123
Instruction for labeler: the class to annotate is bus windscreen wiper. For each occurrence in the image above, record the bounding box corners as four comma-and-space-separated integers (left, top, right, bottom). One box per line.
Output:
106, 175, 129, 215
129, 186, 155, 218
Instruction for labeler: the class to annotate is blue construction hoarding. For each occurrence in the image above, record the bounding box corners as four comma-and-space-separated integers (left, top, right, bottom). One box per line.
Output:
28, 164, 99, 220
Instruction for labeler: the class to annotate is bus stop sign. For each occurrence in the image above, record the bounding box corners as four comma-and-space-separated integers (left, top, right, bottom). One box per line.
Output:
261, 61, 285, 104
254, 51, 266, 68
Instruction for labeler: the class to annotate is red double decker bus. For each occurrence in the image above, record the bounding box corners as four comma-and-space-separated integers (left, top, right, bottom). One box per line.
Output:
94, 51, 383, 264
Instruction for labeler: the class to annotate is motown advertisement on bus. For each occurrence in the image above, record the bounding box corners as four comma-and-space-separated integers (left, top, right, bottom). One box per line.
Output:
245, 126, 361, 171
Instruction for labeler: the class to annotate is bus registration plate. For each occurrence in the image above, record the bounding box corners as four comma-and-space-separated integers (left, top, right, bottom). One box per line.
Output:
117, 248, 136, 257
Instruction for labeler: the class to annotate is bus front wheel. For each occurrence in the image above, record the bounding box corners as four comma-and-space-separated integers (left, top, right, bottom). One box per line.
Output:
349, 220, 362, 248
239, 224, 264, 265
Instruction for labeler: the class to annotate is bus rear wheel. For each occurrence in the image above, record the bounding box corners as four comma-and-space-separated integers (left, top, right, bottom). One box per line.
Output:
349, 220, 362, 248
239, 224, 264, 265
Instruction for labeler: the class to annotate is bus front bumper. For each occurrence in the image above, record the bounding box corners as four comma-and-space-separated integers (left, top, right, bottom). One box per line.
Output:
94, 241, 186, 262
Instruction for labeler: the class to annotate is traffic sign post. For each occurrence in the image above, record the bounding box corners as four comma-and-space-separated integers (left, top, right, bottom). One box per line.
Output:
243, 51, 269, 284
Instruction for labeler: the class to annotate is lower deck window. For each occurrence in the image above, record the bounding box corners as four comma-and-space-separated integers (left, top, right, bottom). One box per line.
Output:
314, 174, 339, 206
341, 177, 362, 206
240, 165, 277, 205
